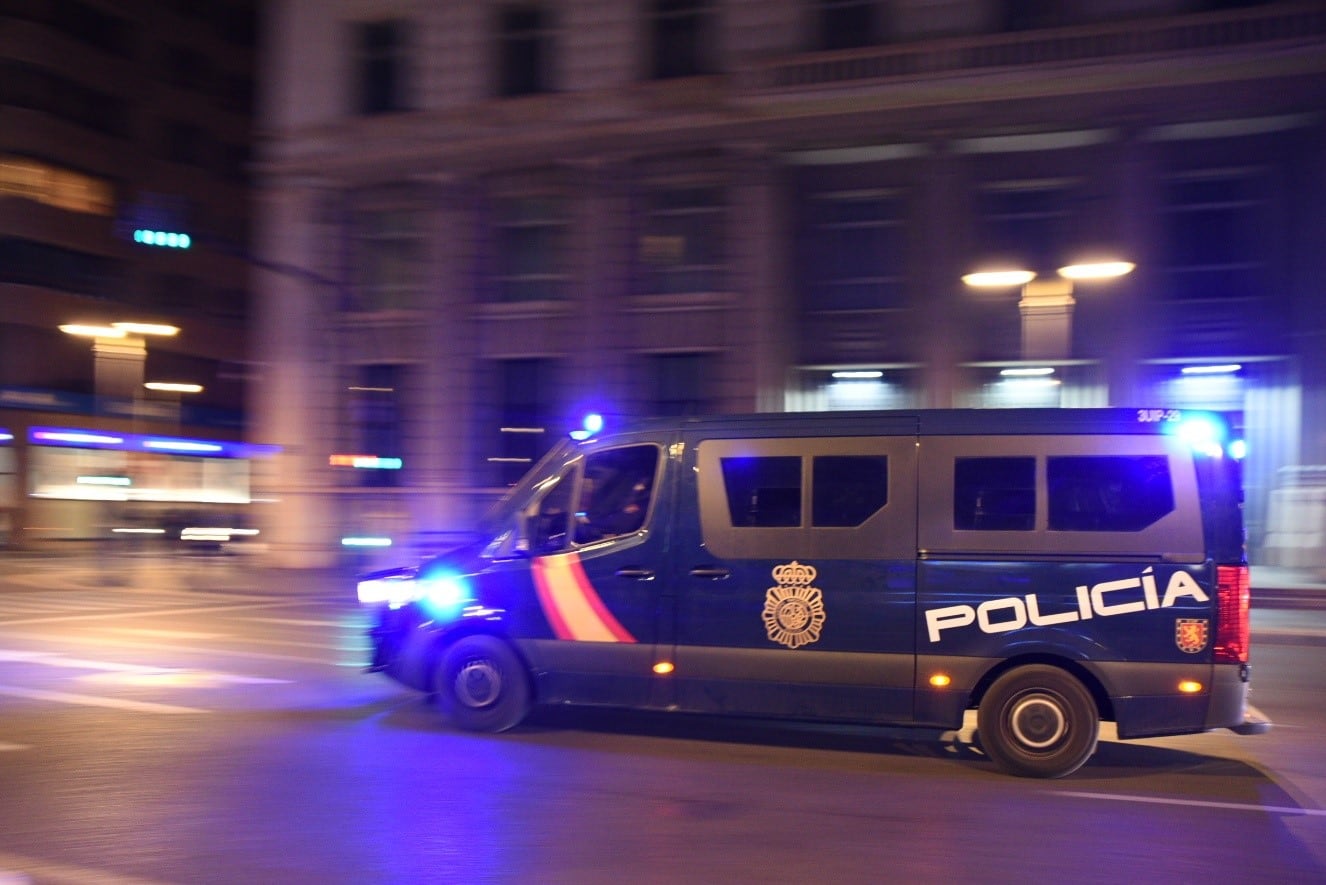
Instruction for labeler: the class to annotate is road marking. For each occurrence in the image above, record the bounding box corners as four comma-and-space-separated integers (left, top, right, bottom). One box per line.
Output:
0, 742, 27, 752
0, 684, 207, 714
101, 627, 225, 639
247, 617, 352, 627
0, 649, 292, 685
0, 630, 342, 667
1057, 790, 1326, 818
0, 598, 317, 627
0, 849, 172, 885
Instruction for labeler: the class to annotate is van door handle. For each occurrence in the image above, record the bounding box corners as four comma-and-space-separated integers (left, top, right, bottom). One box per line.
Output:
689, 567, 730, 579
615, 568, 655, 580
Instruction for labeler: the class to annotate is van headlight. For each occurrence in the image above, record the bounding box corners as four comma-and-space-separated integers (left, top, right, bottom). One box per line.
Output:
357, 568, 421, 609
357, 568, 474, 619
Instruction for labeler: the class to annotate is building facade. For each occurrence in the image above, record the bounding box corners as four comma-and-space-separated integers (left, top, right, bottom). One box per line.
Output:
253, 0, 1326, 568
0, 0, 258, 545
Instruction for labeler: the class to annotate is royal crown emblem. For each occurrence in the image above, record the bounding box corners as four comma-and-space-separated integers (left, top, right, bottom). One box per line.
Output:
763, 560, 826, 649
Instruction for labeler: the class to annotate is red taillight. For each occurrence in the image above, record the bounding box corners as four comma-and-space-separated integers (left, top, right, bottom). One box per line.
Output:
1214, 564, 1250, 663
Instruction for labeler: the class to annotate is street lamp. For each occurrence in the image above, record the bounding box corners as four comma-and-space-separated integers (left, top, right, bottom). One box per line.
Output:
60, 321, 181, 411
143, 381, 204, 428
962, 261, 1134, 360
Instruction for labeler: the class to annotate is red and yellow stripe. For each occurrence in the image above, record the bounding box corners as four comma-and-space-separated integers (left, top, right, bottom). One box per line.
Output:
531, 552, 637, 642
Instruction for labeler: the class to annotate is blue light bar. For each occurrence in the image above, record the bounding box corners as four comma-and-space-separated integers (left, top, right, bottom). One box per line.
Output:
571, 413, 604, 441
29, 426, 279, 459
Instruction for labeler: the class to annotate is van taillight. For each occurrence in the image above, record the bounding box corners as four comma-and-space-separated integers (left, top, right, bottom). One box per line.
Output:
1214, 565, 1250, 664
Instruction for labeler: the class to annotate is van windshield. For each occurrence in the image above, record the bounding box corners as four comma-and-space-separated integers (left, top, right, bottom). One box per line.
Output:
477, 438, 581, 539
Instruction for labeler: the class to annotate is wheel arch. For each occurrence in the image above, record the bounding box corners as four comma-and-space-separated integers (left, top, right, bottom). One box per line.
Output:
423, 620, 537, 702
970, 653, 1114, 723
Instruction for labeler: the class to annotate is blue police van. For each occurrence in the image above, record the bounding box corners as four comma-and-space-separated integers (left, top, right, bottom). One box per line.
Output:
357, 408, 1269, 777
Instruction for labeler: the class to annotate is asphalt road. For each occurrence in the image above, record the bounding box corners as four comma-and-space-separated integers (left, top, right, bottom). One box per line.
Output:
0, 553, 1324, 883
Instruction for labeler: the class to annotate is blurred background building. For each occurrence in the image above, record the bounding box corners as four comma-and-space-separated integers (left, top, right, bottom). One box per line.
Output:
102, 1, 1326, 569
0, 1, 260, 545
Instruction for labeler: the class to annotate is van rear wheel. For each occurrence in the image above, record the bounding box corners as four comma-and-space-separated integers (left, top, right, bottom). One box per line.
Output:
977, 665, 1098, 778
434, 635, 530, 733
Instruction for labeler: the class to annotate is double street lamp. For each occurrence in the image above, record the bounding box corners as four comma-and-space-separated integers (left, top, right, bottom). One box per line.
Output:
59, 322, 195, 415
962, 260, 1135, 361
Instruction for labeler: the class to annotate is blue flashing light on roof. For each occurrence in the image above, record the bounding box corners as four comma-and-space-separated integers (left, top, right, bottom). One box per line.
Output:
1169, 413, 1227, 458
1228, 439, 1248, 460
570, 413, 604, 441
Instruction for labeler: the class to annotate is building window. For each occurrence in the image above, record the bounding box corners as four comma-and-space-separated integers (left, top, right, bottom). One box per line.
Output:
0, 155, 113, 215
648, 0, 712, 79
801, 187, 905, 311
647, 352, 712, 416
976, 180, 1074, 276
0, 237, 120, 296
637, 185, 724, 295
998, 0, 1070, 32
353, 209, 425, 311
817, 0, 877, 51
489, 359, 559, 486
1160, 169, 1265, 303
354, 20, 409, 115
349, 365, 404, 488
164, 120, 204, 167
492, 193, 567, 302
497, 4, 554, 97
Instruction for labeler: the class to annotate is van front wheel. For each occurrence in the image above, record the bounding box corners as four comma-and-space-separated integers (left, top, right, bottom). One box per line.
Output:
435, 635, 530, 733
977, 665, 1098, 778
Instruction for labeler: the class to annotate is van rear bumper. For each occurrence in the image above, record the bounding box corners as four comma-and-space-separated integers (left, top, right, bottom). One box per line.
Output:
1108, 661, 1268, 739
1227, 704, 1273, 735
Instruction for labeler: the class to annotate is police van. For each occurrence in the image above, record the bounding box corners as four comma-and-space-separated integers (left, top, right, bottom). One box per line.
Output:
357, 408, 1269, 778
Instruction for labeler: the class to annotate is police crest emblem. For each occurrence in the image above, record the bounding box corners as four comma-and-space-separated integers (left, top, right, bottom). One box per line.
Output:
1175, 618, 1209, 654
763, 561, 826, 649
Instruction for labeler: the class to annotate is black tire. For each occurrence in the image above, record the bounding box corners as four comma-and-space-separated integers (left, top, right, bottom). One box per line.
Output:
434, 635, 531, 733
977, 665, 1099, 778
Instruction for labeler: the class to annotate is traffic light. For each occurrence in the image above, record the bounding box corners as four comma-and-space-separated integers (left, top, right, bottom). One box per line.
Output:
133, 229, 191, 249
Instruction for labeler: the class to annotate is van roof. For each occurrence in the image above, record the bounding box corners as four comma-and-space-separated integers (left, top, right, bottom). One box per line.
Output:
604, 408, 1232, 439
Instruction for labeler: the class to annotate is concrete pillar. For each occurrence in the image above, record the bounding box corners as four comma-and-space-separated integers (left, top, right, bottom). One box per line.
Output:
730, 143, 794, 413
1018, 278, 1075, 361
251, 177, 337, 568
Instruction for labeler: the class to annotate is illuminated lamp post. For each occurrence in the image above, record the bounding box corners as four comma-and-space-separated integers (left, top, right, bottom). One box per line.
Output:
144, 381, 204, 430
59, 322, 181, 414
961, 261, 1134, 361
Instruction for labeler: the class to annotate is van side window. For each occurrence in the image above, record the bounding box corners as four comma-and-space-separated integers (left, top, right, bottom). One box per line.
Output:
813, 455, 888, 527
574, 445, 660, 543
721, 456, 801, 527
531, 473, 575, 553
954, 457, 1035, 531
1048, 455, 1174, 531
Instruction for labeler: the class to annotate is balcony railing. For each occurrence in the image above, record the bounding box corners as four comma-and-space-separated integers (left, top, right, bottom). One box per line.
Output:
738, 3, 1326, 93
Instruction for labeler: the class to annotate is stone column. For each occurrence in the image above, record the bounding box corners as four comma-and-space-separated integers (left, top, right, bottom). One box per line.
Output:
251, 176, 338, 568
1018, 278, 1075, 361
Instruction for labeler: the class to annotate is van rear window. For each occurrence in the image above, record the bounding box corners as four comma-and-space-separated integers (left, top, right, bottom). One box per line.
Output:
1048, 455, 1174, 531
